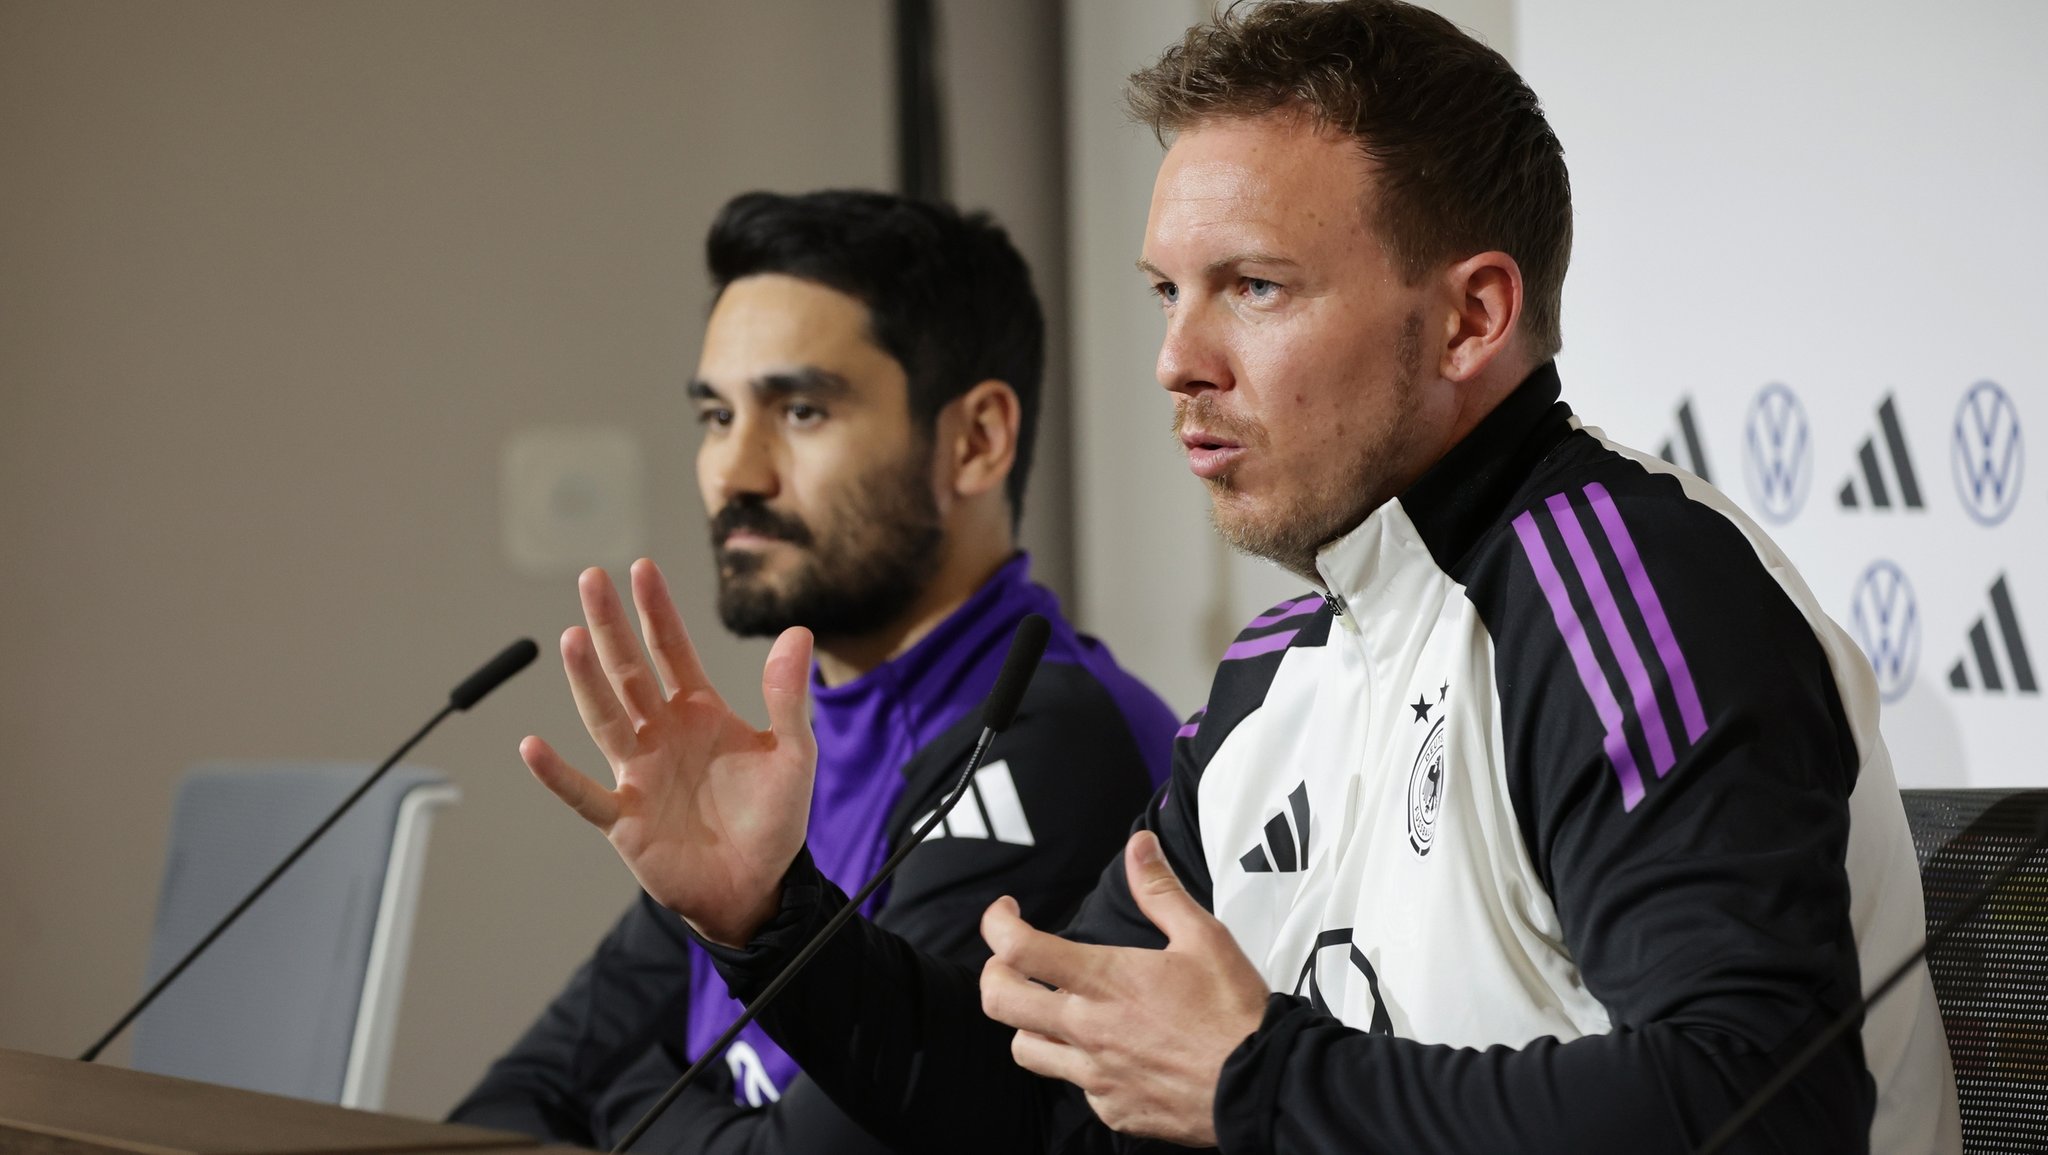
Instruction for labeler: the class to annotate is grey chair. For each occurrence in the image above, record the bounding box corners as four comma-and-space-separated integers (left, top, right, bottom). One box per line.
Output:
130, 763, 459, 1109
1900, 788, 2048, 1154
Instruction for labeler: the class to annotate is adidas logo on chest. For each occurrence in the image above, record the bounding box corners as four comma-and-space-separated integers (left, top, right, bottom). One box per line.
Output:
1239, 781, 1312, 873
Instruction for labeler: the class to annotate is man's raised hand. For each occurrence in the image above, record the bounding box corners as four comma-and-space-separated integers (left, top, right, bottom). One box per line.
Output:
521, 558, 815, 947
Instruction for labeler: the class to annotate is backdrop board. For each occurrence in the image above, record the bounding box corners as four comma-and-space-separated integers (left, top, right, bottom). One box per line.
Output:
1517, 0, 2045, 787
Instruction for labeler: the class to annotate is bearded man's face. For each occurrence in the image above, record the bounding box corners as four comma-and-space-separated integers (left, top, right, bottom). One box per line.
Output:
691, 274, 944, 641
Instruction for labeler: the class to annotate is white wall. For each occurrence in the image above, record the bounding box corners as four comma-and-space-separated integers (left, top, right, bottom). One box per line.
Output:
1517, 0, 2047, 786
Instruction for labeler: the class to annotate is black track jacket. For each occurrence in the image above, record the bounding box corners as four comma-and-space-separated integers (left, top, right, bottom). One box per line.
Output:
697, 365, 1958, 1155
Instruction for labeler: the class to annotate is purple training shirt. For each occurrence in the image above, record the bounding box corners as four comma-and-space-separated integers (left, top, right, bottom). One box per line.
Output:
682, 553, 1176, 1103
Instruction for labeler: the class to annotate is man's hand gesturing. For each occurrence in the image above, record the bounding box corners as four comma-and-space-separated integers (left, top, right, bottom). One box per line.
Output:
521, 558, 815, 948
979, 830, 1270, 1146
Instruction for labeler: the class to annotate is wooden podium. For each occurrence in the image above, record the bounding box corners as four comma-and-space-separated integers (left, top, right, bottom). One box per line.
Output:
0, 1048, 562, 1155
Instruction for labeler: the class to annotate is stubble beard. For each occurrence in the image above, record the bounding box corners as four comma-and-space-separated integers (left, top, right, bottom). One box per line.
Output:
1194, 311, 1426, 581
712, 442, 946, 643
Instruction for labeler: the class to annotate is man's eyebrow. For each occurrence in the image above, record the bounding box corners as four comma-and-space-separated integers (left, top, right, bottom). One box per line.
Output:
1207, 250, 1299, 275
1135, 252, 1301, 280
686, 368, 852, 402
754, 368, 852, 400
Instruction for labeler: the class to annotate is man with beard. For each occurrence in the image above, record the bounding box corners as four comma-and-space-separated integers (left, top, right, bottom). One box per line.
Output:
517, 3, 1961, 1152
450, 190, 1179, 1151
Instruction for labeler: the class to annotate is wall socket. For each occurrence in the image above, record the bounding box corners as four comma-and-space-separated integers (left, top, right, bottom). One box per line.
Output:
500, 427, 646, 576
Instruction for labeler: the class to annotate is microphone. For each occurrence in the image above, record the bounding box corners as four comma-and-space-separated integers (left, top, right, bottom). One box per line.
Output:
980, 614, 1049, 731
78, 637, 540, 1063
452, 638, 543, 709
611, 613, 1053, 1152
1692, 803, 2048, 1154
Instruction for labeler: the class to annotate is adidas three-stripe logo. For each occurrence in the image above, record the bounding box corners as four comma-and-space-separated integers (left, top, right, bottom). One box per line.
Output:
1838, 394, 1925, 511
1948, 576, 2038, 694
1512, 483, 1711, 813
1241, 782, 1312, 873
1657, 398, 1713, 483
916, 761, 1035, 846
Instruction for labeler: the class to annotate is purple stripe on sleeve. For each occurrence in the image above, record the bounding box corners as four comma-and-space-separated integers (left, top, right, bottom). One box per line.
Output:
1545, 493, 1677, 775
1221, 629, 1298, 662
1245, 596, 1324, 629
1175, 708, 1206, 740
1584, 483, 1710, 743
1512, 511, 1647, 811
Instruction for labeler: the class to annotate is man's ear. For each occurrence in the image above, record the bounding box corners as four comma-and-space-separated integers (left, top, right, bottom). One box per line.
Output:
1438, 251, 1524, 383
942, 379, 1021, 501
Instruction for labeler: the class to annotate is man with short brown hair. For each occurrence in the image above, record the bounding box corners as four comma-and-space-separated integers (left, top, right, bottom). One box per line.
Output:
525, 4, 1959, 1151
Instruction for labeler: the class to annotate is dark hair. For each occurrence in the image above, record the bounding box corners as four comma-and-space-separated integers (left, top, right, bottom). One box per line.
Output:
1127, 0, 1571, 360
706, 189, 1046, 520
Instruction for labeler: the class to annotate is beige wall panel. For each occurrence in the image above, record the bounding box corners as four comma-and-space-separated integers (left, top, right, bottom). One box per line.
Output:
941, 0, 1074, 601
0, 0, 890, 1118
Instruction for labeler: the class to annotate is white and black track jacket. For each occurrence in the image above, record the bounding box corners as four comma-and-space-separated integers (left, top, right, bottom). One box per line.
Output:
702, 364, 1961, 1155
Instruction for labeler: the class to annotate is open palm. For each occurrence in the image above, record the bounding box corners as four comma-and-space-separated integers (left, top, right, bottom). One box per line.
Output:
521, 559, 815, 946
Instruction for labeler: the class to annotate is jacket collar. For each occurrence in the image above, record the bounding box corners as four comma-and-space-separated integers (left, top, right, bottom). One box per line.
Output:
1316, 362, 1572, 603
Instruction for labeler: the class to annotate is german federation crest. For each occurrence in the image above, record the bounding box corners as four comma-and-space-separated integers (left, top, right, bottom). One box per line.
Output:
1744, 383, 1811, 524
1952, 380, 2023, 526
1408, 715, 1447, 856
1850, 560, 1919, 703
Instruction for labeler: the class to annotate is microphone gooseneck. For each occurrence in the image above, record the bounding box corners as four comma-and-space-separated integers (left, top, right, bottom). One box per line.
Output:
77, 637, 538, 1063
1692, 805, 2048, 1154
611, 614, 1052, 1153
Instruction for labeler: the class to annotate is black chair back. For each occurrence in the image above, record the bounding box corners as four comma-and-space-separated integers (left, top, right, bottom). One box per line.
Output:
1901, 788, 2048, 1154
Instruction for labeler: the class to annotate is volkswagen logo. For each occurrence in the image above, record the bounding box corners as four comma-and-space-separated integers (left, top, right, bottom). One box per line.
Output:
1952, 380, 2023, 526
1850, 560, 1919, 703
1744, 383, 1811, 523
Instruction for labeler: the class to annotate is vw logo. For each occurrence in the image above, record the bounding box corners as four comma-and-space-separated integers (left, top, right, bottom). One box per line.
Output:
1850, 560, 1919, 703
1952, 380, 2023, 525
1743, 383, 1811, 523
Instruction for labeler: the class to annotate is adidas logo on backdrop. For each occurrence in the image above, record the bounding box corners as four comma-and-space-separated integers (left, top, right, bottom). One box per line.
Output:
1838, 394, 1925, 511
1240, 782, 1312, 873
1947, 576, 2038, 695
1656, 398, 1713, 483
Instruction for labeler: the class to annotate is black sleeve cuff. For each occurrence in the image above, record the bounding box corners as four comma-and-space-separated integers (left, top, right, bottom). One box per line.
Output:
1214, 992, 1319, 1155
691, 846, 849, 1003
